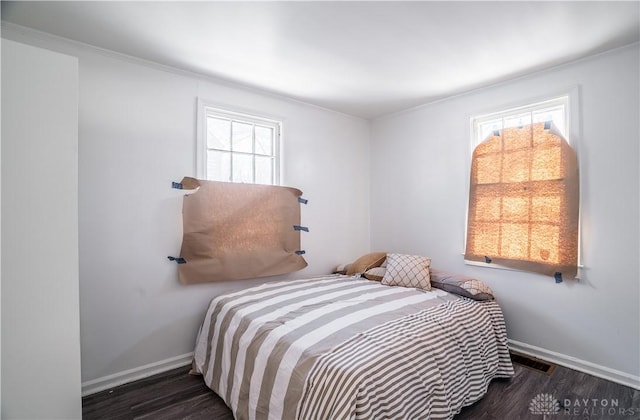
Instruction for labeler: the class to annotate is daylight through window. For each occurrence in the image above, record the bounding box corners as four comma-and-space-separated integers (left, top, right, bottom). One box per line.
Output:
465, 97, 580, 278
199, 104, 280, 185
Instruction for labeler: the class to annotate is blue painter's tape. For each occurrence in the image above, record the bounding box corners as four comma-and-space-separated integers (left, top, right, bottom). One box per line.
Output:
298, 197, 308, 205
172, 182, 183, 190
554, 272, 563, 283
484, 256, 492, 264
293, 225, 309, 232
168, 256, 186, 264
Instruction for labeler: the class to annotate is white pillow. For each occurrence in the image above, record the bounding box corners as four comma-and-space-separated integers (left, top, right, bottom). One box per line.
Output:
382, 253, 431, 291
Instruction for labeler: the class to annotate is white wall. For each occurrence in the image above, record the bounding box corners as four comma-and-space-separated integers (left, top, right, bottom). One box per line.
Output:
1, 39, 82, 419
4, 24, 637, 396
2, 27, 371, 391
0, 25, 4, 412
371, 44, 640, 387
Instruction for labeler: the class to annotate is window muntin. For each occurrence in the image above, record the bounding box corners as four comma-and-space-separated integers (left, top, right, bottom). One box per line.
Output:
465, 97, 580, 278
472, 96, 569, 148
198, 103, 280, 185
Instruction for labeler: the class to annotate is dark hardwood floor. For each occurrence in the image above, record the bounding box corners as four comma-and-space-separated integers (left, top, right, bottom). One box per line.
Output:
83, 356, 639, 419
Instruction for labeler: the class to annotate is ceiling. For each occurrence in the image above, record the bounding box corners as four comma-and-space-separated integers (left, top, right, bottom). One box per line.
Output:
2, 1, 639, 119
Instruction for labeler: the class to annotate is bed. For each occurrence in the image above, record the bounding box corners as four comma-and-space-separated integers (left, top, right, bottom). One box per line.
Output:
191, 270, 513, 419
191, 271, 514, 419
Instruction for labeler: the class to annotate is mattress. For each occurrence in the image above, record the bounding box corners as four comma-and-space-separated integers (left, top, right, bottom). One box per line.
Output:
191, 275, 514, 419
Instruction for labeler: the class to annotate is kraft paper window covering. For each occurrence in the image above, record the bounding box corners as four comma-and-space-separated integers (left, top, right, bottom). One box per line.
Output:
176, 177, 307, 284
465, 122, 579, 278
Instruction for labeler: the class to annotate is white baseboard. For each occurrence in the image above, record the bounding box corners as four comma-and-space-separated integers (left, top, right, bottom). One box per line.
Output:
81, 352, 194, 397
508, 339, 640, 390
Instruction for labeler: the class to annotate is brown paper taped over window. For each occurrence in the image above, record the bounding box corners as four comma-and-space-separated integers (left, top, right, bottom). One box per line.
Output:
175, 177, 308, 284
464, 123, 579, 278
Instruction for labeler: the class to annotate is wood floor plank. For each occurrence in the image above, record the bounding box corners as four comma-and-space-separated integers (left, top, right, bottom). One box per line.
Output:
129, 380, 209, 413
82, 369, 198, 419
456, 363, 638, 420
83, 360, 639, 419
134, 393, 234, 420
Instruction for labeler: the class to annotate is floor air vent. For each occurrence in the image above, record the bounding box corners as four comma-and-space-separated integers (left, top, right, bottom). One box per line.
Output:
510, 352, 556, 375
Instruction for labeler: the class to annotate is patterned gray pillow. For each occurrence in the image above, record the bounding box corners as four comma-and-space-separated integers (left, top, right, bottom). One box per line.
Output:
429, 269, 495, 300
382, 253, 431, 291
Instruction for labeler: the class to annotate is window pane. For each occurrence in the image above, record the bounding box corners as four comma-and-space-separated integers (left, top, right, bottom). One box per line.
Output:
502, 196, 529, 222
207, 117, 231, 150
473, 222, 500, 256
255, 155, 273, 185
503, 124, 532, 151
503, 112, 531, 129
232, 153, 253, 183
531, 196, 561, 222
478, 119, 503, 141
501, 150, 530, 183
475, 195, 501, 221
207, 150, 231, 182
232, 122, 253, 153
475, 137, 501, 155
532, 146, 561, 180
530, 224, 560, 263
476, 154, 501, 184
533, 107, 566, 137
255, 126, 273, 156
500, 223, 529, 259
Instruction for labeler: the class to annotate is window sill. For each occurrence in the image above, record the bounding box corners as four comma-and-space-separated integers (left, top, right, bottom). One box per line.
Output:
462, 256, 583, 280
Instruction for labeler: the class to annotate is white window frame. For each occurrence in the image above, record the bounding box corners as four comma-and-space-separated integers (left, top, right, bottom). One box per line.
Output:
464, 87, 583, 275
196, 98, 281, 185
471, 95, 571, 148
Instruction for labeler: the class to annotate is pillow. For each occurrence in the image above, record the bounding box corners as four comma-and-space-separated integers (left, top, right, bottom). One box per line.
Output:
363, 266, 386, 281
381, 253, 431, 290
429, 269, 494, 300
346, 252, 387, 275
333, 263, 351, 275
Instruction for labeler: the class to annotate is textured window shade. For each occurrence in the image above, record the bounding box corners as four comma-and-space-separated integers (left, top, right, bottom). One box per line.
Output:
176, 177, 307, 284
465, 122, 579, 278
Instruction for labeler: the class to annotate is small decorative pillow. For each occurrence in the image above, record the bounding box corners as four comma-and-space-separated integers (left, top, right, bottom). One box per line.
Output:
363, 266, 386, 281
346, 252, 387, 275
382, 253, 431, 291
333, 263, 351, 275
429, 269, 494, 300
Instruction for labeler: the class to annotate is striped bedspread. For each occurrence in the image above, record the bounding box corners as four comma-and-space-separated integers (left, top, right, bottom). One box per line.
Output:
192, 275, 514, 420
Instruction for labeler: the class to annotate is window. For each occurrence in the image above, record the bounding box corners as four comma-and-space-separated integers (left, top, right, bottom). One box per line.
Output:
465, 96, 580, 278
197, 100, 280, 185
